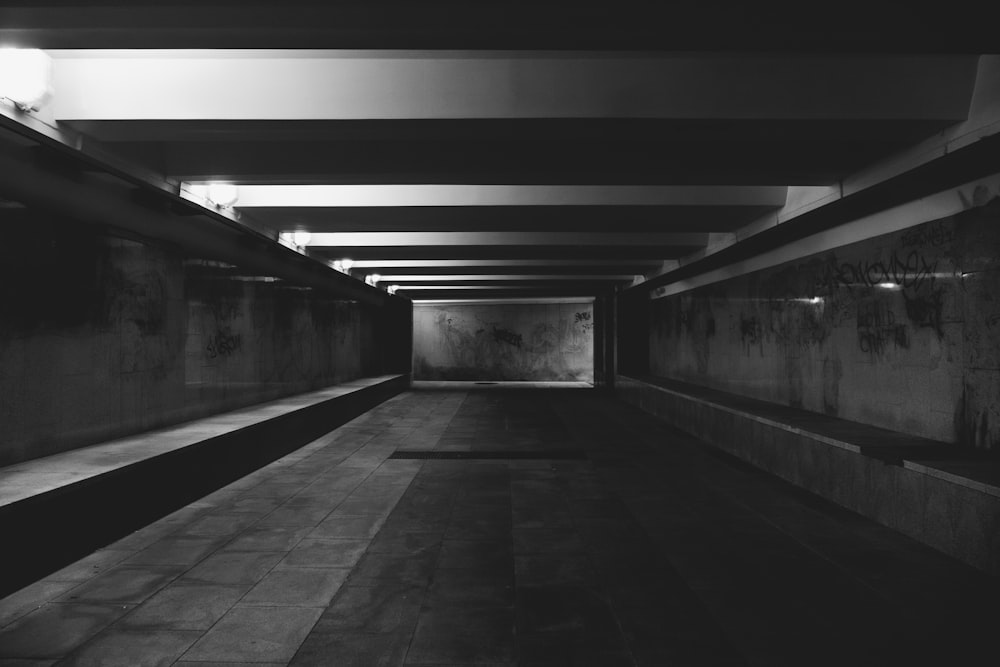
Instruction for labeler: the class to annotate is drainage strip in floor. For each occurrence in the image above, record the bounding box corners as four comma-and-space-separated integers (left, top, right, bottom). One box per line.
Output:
389, 449, 587, 460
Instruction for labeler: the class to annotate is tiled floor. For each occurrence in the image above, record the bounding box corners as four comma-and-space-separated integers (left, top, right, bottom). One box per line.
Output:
1, 388, 997, 666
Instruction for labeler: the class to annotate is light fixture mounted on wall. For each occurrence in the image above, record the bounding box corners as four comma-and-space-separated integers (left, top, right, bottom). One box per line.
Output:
185, 183, 240, 209
206, 183, 240, 208
329, 258, 353, 274
0, 48, 53, 113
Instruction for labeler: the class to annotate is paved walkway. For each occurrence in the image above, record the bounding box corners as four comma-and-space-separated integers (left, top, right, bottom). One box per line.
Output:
0, 388, 997, 666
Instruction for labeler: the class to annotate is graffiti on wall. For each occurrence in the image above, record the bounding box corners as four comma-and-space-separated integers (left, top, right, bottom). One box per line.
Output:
206, 327, 242, 359
647, 210, 1000, 448
491, 326, 523, 348
413, 304, 594, 381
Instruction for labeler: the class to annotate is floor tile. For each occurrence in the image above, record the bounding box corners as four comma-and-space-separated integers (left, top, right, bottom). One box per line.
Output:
44, 551, 135, 584
57, 567, 180, 605
119, 584, 246, 630
174, 662, 284, 667
436, 540, 512, 571
515, 555, 596, 586
407, 608, 515, 664
426, 572, 514, 608
0, 603, 132, 659
255, 505, 334, 528
367, 531, 442, 556
222, 526, 311, 552
516, 585, 626, 650
179, 512, 260, 537
0, 581, 79, 630
279, 538, 370, 568
179, 605, 323, 663
124, 536, 226, 566
241, 567, 349, 607
314, 583, 424, 634
179, 551, 283, 586
290, 631, 411, 667
347, 551, 438, 586
56, 628, 200, 667
309, 514, 386, 539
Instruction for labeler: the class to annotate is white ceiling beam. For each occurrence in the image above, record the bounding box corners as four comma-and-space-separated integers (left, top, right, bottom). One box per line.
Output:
49, 51, 975, 121
394, 285, 546, 290
229, 184, 787, 207
347, 259, 657, 268
414, 298, 595, 305
304, 232, 706, 246
377, 274, 636, 281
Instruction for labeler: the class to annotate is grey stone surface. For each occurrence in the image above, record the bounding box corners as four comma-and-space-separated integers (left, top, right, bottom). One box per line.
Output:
179, 605, 323, 663
56, 628, 200, 667
240, 567, 349, 607
3, 388, 998, 665
119, 584, 246, 630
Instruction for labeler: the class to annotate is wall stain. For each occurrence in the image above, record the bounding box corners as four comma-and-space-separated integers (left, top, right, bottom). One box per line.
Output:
491, 326, 523, 348
647, 212, 991, 448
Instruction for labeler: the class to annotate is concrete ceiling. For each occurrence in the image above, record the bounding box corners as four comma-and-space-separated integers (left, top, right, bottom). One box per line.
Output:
0, 2, 994, 301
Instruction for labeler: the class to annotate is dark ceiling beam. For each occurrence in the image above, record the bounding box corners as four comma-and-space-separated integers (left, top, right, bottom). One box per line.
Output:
152, 139, 929, 186
1, 3, 994, 52
66, 119, 963, 145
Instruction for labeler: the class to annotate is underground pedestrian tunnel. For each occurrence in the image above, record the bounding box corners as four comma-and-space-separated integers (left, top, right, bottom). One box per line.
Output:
1, 4, 999, 664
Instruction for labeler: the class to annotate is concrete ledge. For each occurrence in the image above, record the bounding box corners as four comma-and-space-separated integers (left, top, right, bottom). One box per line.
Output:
0, 374, 408, 597
616, 374, 1000, 575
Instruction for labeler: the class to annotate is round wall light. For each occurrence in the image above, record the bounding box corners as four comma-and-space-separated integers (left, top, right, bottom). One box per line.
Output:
206, 183, 240, 208
0, 48, 53, 112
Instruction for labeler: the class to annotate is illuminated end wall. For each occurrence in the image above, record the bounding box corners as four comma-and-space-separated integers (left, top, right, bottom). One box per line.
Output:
412, 302, 594, 382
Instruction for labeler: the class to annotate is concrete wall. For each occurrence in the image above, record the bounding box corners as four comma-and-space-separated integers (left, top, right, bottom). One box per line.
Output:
616, 376, 1000, 575
0, 212, 383, 466
648, 203, 1000, 449
412, 302, 594, 382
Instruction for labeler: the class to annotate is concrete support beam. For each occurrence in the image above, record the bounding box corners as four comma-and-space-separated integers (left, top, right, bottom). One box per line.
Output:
231, 184, 787, 208
48, 52, 976, 122
306, 231, 705, 247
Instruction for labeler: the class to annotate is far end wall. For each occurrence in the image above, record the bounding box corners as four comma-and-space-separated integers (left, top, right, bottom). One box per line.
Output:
412, 302, 594, 382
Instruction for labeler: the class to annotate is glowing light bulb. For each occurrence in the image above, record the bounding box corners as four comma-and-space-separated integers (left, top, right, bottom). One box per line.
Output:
206, 183, 239, 208
292, 230, 311, 246
0, 48, 52, 111
340, 258, 354, 271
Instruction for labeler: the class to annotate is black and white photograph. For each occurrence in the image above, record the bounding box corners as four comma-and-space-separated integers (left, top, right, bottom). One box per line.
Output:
1, 2, 998, 665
